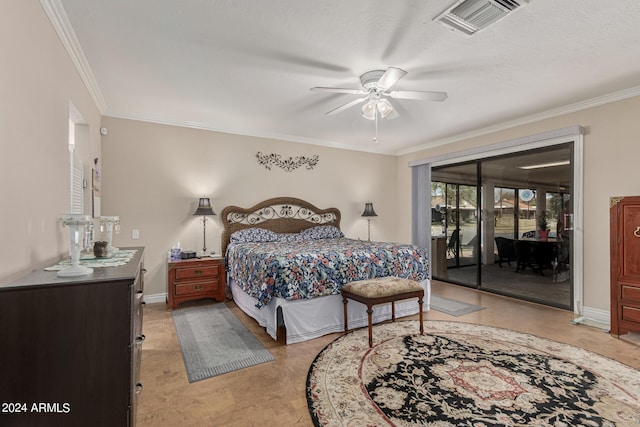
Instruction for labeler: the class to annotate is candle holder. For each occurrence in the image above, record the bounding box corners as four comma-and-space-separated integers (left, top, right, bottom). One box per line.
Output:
83, 221, 95, 255
58, 214, 93, 277
99, 216, 120, 255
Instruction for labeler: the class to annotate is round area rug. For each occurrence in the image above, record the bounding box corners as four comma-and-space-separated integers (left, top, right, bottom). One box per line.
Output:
306, 321, 640, 426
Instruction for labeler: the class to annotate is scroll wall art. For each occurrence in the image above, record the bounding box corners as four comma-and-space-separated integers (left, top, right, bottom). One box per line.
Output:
256, 151, 319, 172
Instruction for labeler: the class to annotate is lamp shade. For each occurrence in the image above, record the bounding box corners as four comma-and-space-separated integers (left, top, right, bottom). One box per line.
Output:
361, 202, 378, 217
377, 98, 394, 118
193, 197, 216, 216
362, 99, 377, 120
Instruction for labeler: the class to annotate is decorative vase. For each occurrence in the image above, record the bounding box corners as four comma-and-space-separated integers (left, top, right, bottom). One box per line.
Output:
93, 241, 109, 258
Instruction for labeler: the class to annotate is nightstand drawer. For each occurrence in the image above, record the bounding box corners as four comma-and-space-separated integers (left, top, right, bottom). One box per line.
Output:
174, 265, 220, 280
174, 280, 220, 296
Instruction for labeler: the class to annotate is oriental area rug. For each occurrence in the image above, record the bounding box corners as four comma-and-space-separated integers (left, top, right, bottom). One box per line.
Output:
306, 321, 640, 426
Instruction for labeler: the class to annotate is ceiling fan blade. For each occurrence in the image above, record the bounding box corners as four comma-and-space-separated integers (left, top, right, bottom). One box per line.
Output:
376, 67, 407, 91
388, 90, 448, 101
326, 97, 368, 115
311, 87, 366, 95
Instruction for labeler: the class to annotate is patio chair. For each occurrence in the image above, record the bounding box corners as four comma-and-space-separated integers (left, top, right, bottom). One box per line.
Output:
447, 229, 460, 258
495, 237, 516, 267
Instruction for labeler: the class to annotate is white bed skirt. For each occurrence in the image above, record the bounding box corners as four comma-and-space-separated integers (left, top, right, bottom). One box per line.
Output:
230, 278, 431, 344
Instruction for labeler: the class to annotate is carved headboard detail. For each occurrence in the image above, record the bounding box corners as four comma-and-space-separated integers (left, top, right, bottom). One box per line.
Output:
220, 197, 341, 255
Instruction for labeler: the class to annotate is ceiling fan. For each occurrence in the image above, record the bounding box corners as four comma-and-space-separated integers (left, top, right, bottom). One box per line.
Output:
310, 67, 448, 121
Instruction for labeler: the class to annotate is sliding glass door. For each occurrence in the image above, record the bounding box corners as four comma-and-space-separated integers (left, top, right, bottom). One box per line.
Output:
431, 162, 479, 288
431, 144, 573, 310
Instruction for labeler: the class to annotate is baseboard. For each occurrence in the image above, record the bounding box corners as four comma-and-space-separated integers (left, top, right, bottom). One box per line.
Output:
144, 292, 167, 305
573, 306, 610, 331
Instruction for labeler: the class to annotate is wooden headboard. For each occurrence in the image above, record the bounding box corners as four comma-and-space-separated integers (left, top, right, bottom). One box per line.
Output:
220, 197, 341, 255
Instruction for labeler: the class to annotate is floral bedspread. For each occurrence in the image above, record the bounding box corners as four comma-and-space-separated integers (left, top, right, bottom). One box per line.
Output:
226, 238, 429, 308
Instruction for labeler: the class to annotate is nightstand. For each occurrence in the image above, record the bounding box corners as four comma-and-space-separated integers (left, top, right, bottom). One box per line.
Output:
167, 256, 226, 309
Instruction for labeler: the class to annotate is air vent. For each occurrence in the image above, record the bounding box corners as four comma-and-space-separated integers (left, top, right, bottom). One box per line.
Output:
434, 0, 529, 36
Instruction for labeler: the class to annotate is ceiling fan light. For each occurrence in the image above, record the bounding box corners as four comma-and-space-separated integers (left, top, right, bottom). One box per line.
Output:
362, 100, 377, 120
377, 99, 394, 118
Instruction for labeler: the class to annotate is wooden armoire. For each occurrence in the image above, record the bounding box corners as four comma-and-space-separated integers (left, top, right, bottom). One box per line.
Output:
610, 196, 640, 336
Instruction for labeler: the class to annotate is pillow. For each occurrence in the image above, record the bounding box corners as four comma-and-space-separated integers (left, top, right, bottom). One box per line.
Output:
275, 232, 304, 242
230, 228, 278, 243
300, 225, 344, 240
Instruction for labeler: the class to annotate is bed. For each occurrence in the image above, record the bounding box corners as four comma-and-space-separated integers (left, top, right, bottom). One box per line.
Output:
221, 197, 430, 344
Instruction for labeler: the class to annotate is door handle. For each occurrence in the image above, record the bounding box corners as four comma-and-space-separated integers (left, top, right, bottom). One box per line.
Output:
563, 213, 574, 231
634, 226, 640, 238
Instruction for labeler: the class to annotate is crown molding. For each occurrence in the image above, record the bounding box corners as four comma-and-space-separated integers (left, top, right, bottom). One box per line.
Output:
103, 111, 396, 155
396, 85, 640, 156
40, 0, 107, 113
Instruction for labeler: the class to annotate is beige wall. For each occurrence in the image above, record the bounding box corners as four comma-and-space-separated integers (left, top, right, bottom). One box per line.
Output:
0, 2, 101, 283
397, 95, 640, 313
100, 117, 398, 296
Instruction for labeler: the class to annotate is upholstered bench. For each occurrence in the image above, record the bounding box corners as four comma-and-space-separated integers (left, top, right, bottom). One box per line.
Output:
342, 277, 424, 347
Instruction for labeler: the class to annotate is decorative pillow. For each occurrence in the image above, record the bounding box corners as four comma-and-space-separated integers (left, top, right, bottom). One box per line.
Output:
230, 228, 278, 243
275, 232, 304, 242
300, 225, 344, 240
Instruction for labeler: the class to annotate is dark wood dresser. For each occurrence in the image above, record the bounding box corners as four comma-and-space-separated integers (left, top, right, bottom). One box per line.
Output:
610, 197, 640, 336
0, 247, 145, 426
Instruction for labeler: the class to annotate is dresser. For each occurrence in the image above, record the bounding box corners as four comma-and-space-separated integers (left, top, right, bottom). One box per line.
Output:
0, 247, 145, 426
610, 197, 640, 336
167, 256, 225, 309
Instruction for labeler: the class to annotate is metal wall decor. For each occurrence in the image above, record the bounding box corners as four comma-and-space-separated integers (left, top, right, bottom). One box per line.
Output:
227, 204, 337, 226
256, 151, 319, 172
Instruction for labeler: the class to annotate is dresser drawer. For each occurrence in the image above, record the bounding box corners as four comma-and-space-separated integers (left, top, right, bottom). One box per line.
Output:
174, 280, 220, 296
174, 265, 220, 280
621, 284, 640, 302
622, 305, 640, 324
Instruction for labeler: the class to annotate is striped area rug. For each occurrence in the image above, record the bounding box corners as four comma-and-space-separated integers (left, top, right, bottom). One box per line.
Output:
172, 303, 274, 382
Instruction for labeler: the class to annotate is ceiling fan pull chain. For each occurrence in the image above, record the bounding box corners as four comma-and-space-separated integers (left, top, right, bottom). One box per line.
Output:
374, 111, 379, 143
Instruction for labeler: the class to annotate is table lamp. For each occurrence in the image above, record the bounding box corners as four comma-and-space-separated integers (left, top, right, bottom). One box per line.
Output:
361, 202, 378, 241
194, 197, 216, 256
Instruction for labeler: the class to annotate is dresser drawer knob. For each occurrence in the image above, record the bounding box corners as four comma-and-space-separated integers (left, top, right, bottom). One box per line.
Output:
194, 269, 202, 275
195, 285, 203, 291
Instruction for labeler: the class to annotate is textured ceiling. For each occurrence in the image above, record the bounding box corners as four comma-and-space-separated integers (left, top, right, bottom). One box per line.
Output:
54, 0, 640, 154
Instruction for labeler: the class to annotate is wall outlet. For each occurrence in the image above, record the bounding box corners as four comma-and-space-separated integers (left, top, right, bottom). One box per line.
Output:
132, 229, 140, 240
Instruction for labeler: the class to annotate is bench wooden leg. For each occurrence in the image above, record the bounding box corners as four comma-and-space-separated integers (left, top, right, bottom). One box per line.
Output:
418, 296, 424, 335
366, 305, 373, 348
342, 295, 348, 334
391, 301, 396, 322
